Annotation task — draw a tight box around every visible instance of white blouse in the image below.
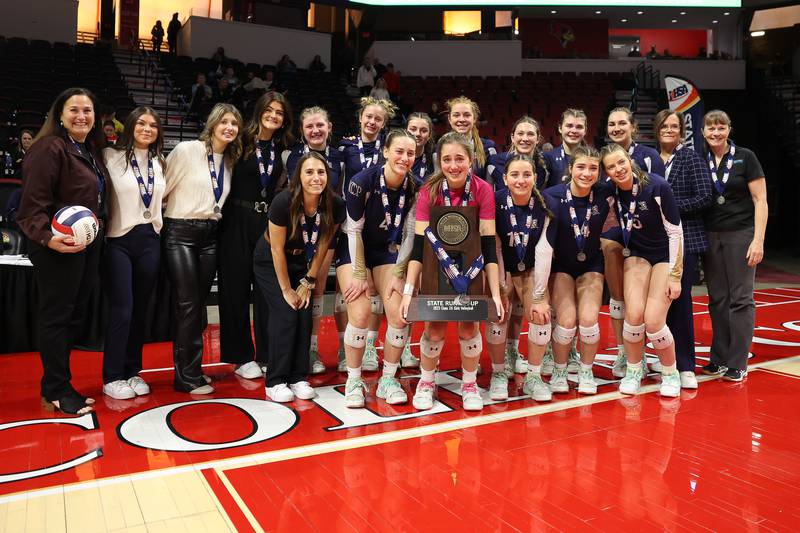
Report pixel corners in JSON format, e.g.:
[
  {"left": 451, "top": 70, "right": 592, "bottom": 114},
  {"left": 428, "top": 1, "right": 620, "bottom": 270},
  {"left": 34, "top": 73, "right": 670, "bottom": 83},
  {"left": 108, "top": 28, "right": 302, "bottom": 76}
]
[
  {"left": 163, "top": 140, "right": 232, "bottom": 220},
  {"left": 103, "top": 147, "right": 167, "bottom": 238}
]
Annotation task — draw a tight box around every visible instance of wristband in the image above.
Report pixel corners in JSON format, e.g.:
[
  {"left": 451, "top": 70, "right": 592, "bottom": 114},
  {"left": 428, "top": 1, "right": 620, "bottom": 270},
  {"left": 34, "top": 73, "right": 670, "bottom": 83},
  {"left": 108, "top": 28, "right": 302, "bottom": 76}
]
[
  {"left": 300, "top": 276, "right": 316, "bottom": 290},
  {"left": 403, "top": 283, "right": 415, "bottom": 296}
]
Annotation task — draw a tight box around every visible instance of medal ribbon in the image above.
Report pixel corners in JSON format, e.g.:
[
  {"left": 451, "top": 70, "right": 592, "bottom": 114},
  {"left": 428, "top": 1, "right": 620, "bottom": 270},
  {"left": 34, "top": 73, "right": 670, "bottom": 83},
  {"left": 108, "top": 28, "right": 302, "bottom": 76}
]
[
  {"left": 379, "top": 168, "right": 408, "bottom": 246},
  {"left": 254, "top": 139, "right": 275, "bottom": 192},
  {"left": 442, "top": 174, "right": 472, "bottom": 207},
  {"left": 130, "top": 154, "right": 154, "bottom": 209},
  {"left": 707, "top": 143, "right": 736, "bottom": 195},
  {"left": 301, "top": 210, "right": 321, "bottom": 263},
  {"left": 68, "top": 135, "right": 105, "bottom": 201},
  {"left": 357, "top": 135, "right": 381, "bottom": 170},
  {"left": 566, "top": 187, "right": 594, "bottom": 256},
  {"left": 207, "top": 151, "right": 225, "bottom": 203},
  {"left": 505, "top": 191, "right": 535, "bottom": 267},
  {"left": 615, "top": 177, "right": 639, "bottom": 252},
  {"left": 424, "top": 227, "right": 484, "bottom": 295},
  {"left": 663, "top": 143, "right": 684, "bottom": 180}
]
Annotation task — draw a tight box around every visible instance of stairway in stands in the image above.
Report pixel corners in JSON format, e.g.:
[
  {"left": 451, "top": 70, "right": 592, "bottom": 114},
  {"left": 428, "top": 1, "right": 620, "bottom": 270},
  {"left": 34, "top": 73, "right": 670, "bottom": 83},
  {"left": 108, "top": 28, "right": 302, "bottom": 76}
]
[
  {"left": 613, "top": 88, "right": 660, "bottom": 147},
  {"left": 111, "top": 48, "right": 198, "bottom": 151}
]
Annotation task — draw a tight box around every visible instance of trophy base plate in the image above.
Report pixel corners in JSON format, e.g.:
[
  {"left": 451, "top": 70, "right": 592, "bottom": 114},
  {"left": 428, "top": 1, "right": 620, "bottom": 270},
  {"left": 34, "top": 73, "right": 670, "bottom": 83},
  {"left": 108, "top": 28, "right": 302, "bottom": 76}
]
[{"left": 406, "top": 296, "right": 500, "bottom": 323}]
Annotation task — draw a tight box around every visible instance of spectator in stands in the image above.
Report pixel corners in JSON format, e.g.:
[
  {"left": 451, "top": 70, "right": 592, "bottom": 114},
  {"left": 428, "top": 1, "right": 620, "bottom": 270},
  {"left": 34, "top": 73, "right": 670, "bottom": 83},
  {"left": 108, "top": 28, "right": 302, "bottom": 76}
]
[
  {"left": 627, "top": 47, "right": 641, "bottom": 58},
  {"left": 222, "top": 66, "right": 239, "bottom": 89},
  {"left": 162, "top": 103, "right": 242, "bottom": 394},
  {"left": 541, "top": 142, "right": 554, "bottom": 152},
  {"left": 429, "top": 101, "right": 443, "bottom": 124},
  {"left": 370, "top": 78, "right": 391, "bottom": 101},
  {"left": 383, "top": 63, "right": 400, "bottom": 101},
  {"left": 18, "top": 87, "right": 110, "bottom": 415},
  {"left": 242, "top": 71, "right": 268, "bottom": 93},
  {"left": 103, "top": 121, "right": 118, "bottom": 146},
  {"left": 215, "top": 77, "right": 235, "bottom": 104},
  {"left": 357, "top": 57, "right": 376, "bottom": 96},
  {"left": 12, "top": 129, "right": 34, "bottom": 174},
  {"left": 101, "top": 106, "right": 124, "bottom": 134},
  {"left": 373, "top": 57, "right": 387, "bottom": 80},
  {"left": 698, "top": 47, "right": 708, "bottom": 59},
  {"left": 309, "top": 55, "right": 326, "bottom": 73},
  {"left": 190, "top": 73, "right": 214, "bottom": 121},
  {"left": 647, "top": 45, "right": 658, "bottom": 59},
  {"left": 151, "top": 20, "right": 164, "bottom": 53},
  {"left": 212, "top": 47, "right": 227, "bottom": 66},
  {"left": 167, "top": 13, "right": 181, "bottom": 55},
  {"left": 662, "top": 49, "right": 673, "bottom": 59},
  {"left": 278, "top": 55, "right": 297, "bottom": 75}
]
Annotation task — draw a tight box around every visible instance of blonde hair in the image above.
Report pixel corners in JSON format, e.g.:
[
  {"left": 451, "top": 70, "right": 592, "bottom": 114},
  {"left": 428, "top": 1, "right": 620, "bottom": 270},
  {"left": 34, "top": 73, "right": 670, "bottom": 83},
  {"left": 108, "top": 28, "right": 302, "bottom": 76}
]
[
  {"left": 599, "top": 143, "right": 650, "bottom": 188},
  {"left": 358, "top": 96, "right": 397, "bottom": 123},
  {"left": 446, "top": 96, "right": 486, "bottom": 168},
  {"left": 199, "top": 103, "right": 243, "bottom": 163},
  {"left": 426, "top": 132, "right": 473, "bottom": 206},
  {"left": 299, "top": 105, "right": 332, "bottom": 146}
]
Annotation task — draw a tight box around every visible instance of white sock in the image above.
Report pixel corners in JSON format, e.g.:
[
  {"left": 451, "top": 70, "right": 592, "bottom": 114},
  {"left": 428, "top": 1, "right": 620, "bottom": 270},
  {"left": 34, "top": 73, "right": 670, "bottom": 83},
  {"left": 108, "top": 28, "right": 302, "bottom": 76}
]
[
  {"left": 528, "top": 364, "right": 541, "bottom": 375},
  {"left": 347, "top": 366, "right": 361, "bottom": 379},
  {"left": 367, "top": 330, "right": 378, "bottom": 346},
  {"left": 661, "top": 363, "right": 677, "bottom": 374},
  {"left": 383, "top": 360, "right": 399, "bottom": 378},
  {"left": 506, "top": 339, "right": 519, "bottom": 352},
  {"left": 310, "top": 335, "right": 318, "bottom": 352},
  {"left": 628, "top": 361, "right": 643, "bottom": 371},
  {"left": 555, "top": 362, "right": 567, "bottom": 369},
  {"left": 462, "top": 369, "right": 478, "bottom": 384},
  {"left": 421, "top": 367, "right": 436, "bottom": 383},
  {"left": 580, "top": 362, "right": 593, "bottom": 371},
  {"left": 492, "top": 362, "right": 505, "bottom": 373}
]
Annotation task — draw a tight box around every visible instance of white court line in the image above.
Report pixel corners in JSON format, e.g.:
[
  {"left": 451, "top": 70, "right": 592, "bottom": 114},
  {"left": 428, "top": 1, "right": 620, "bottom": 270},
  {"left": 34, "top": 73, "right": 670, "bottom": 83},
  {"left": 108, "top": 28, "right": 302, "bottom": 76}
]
[
  {"left": 3, "top": 353, "right": 800, "bottom": 506},
  {"left": 140, "top": 362, "right": 230, "bottom": 374}
]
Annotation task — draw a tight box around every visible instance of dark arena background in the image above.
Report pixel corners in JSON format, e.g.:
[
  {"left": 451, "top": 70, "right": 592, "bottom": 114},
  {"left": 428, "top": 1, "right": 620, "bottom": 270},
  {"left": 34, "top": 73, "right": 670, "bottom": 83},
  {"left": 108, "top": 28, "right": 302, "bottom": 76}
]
[{"left": 2, "top": 0, "right": 800, "bottom": 531}]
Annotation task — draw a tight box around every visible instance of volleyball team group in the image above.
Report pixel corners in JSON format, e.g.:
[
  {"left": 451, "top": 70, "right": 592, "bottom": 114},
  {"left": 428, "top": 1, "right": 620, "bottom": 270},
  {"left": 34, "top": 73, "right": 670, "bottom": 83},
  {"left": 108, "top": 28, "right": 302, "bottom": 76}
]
[{"left": 17, "top": 86, "right": 767, "bottom": 415}]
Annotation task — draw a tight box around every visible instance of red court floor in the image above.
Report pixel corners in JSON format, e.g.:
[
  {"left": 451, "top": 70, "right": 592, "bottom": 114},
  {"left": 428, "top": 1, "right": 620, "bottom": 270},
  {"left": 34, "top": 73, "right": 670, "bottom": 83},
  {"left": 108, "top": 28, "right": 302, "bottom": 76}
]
[{"left": 1, "top": 287, "right": 800, "bottom": 532}]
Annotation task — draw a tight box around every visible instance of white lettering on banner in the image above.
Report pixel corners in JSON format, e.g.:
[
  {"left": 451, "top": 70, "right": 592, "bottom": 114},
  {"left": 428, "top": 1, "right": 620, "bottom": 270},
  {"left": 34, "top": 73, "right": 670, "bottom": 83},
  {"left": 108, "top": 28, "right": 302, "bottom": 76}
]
[
  {"left": 683, "top": 114, "right": 695, "bottom": 151},
  {"left": 0, "top": 414, "right": 101, "bottom": 483},
  {"left": 117, "top": 399, "right": 297, "bottom": 452}
]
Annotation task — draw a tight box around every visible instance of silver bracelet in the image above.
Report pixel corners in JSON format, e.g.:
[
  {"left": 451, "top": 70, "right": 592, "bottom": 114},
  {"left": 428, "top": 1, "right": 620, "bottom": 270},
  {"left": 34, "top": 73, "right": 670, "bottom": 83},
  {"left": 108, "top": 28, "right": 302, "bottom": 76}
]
[{"left": 403, "top": 283, "right": 415, "bottom": 296}]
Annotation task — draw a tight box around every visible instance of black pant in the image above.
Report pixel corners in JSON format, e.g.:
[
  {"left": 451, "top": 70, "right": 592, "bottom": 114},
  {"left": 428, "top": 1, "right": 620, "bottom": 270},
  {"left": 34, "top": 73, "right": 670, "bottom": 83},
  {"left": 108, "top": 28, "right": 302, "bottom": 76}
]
[
  {"left": 217, "top": 207, "right": 269, "bottom": 365},
  {"left": 666, "top": 251, "right": 699, "bottom": 372},
  {"left": 253, "top": 238, "right": 311, "bottom": 387},
  {"left": 102, "top": 224, "right": 161, "bottom": 383},
  {"left": 162, "top": 218, "right": 218, "bottom": 392},
  {"left": 28, "top": 230, "right": 103, "bottom": 400},
  {"left": 168, "top": 39, "right": 177, "bottom": 55}
]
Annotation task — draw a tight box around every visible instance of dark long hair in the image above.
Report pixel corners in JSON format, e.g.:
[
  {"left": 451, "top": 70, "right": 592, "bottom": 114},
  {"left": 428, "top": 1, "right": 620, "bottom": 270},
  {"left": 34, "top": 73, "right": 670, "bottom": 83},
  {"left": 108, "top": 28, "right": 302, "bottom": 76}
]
[
  {"left": 34, "top": 87, "right": 106, "bottom": 158},
  {"left": 287, "top": 151, "right": 337, "bottom": 245},
  {"left": 406, "top": 112, "right": 435, "bottom": 162},
  {"left": 244, "top": 92, "right": 295, "bottom": 159},
  {"left": 510, "top": 115, "right": 548, "bottom": 183},
  {"left": 504, "top": 153, "right": 553, "bottom": 218},
  {"left": 115, "top": 106, "right": 166, "bottom": 171}
]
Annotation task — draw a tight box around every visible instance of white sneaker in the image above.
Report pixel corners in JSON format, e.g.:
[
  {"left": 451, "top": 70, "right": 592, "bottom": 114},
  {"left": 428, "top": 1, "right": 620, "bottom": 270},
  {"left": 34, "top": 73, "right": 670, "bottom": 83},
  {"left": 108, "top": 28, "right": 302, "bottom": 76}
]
[
  {"left": 260, "top": 365, "right": 267, "bottom": 374},
  {"left": 104, "top": 380, "right": 136, "bottom": 400},
  {"left": 567, "top": 344, "right": 580, "bottom": 373},
  {"left": 660, "top": 372, "right": 681, "bottom": 398},
  {"left": 266, "top": 383, "right": 295, "bottom": 402},
  {"left": 376, "top": 376, "right": 408, "bottom": 404},
  {"left": 489, "top": 372, "right": 509, "bottom": 400},
  {"left": 514, "top": 355, "right": 528, "bottom": 374},
  {"left": 309, "top": 349, "right": 326, "bottom": 374},
  {"left": 337, "top": 347, "right": 347, "bottom": 372},
  {"left": 523, "top": 372, "right": 552, "bottom": 401},
  {"left": 619, "top": 365, "right": 644, "bottom": 395},
  {"left": 577, "top": 367, "right": 597, "bottom": 395},
  {"left": 549, "top": 367, "right": 569, "bottom": 393},
  {"left": 413, "top": 379, "right": 436, "bottom": 410},
  {"left": 541, "top": 349, "right": 555, "bottom": 376},
  {"left": 461, "top": 382, "right": 484, "bottom": 411},
  {"left": 127, "top": 376, "right": 150, "bottom": 396},
  {"left": 289, "top": 381, "right": 316, "bottom": 400},
  {"left": 235, "top": 361, "right": 264, "bottom": 380},
  {"left": 189, "top": 384, "right": 215, "bottom": 395},
  {"left": 344, "top": 377, "right": 367, "bottom": 408},
  {"left": 362, "top": 344, "right": 379, "bottom": 372},
  {"left": 400, "top": 343, "right": 420, "bottom": 368},
  {"left": 680, "top": 371, "right": 698, "bottom": 389},
  {"left": 612, "top": 351, "right": 627, "bottom": 378}
]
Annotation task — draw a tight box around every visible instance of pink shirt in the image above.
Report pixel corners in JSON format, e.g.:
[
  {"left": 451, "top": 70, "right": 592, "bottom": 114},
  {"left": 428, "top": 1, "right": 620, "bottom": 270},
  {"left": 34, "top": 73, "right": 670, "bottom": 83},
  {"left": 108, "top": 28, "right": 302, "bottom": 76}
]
[{"left": 416, "top": 175, "right": 495, "bottom": 223}]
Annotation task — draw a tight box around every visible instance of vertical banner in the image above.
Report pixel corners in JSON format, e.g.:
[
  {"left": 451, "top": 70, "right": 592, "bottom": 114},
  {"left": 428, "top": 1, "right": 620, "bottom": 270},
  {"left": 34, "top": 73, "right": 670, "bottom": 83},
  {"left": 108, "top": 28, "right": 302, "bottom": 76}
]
[
  {"left": 665, "top": 75, "right": 705, "bottom": 152},
  {"left": 118, "top": 0, "right": 140, "bottom": 49}
]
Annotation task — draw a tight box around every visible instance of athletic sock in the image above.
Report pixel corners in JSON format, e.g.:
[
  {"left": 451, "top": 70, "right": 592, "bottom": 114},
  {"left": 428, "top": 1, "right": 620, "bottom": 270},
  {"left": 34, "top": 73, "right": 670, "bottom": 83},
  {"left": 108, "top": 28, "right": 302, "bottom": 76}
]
[
  {"left": 462, "top": 369, "right": 478, "bottom": 384},
  {"left": 420, "top": 367, "right": 436, "bottom": 383},
  {"left": 347, "top": 366, "right": 362, "bottom": 379},
  {"left": 492, "top": 362, "right": 505, "bottom": 373},
  {"left": 383, "top": 360, "right": 399, "bottom": 378}
]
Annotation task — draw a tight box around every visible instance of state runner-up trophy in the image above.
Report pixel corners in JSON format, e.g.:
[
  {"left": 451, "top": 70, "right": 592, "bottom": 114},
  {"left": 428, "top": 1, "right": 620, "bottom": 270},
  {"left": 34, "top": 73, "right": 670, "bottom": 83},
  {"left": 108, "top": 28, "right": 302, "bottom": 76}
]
[{"left": 407, "top": 205, "right": 500, "bottom": 322}]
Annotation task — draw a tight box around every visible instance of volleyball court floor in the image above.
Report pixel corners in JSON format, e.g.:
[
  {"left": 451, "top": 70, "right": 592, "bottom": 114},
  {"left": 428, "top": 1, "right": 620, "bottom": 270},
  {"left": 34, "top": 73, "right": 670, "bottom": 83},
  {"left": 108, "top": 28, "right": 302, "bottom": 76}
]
[{"left": 1, "top": 287, "right": 800, "bottom": 532}]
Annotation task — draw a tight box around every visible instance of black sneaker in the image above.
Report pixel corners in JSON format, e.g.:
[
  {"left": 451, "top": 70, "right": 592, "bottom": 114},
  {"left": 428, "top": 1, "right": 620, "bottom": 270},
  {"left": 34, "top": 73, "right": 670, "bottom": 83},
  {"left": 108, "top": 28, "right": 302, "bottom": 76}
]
[
  {"left": 701, "top": 363, "right": 727, "bottom": 375},
  {"left": 722, "top": 368, "right": 746, "bottom": 382}
]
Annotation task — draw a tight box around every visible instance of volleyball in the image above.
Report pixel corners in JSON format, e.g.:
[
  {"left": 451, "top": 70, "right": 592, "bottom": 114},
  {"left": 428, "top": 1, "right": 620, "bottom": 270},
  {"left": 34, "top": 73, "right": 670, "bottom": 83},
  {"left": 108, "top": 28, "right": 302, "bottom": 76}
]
[{"left": 51, "top": 206, "right": 99, "bottom": 247}]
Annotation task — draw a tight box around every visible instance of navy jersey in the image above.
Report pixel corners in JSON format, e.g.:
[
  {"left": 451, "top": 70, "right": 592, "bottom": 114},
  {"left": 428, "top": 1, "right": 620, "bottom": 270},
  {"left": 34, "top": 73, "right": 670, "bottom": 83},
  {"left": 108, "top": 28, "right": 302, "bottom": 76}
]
[
  {"left": 410, "top": 151, "right": 433, "bottom": 186},
  {"left": 543, "top": 145, "right": 570, "bottom": 188},
  {"left": 487, "top": 151, "right": 549, "bottom": 191},
  {"left": 494, "top": 189, "right": 552, "bottom": 271},
  {"left": 545, "top": 181, "right": 615, "bottom": 272},
  {"left": 614, "top": 174, "right": 683, "bottom": 274},
  {"left": 344, "top": 164, "right": 415, "bottom": 253},
  {"left": 601, "top": 143, "right": 666, "bottom": 181},
  {"left": 339, "top": 134, "right": 385, "bottom": 187},
  {"left": 285, "top": 144, "right": 344, "bottom": 194}
]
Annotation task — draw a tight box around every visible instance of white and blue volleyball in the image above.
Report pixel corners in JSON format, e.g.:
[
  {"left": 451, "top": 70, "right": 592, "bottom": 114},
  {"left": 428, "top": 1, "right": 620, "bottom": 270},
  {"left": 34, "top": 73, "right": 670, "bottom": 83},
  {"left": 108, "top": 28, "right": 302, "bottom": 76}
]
[{"left": 51, "top": 206, "right": 99, "bottom": 246}]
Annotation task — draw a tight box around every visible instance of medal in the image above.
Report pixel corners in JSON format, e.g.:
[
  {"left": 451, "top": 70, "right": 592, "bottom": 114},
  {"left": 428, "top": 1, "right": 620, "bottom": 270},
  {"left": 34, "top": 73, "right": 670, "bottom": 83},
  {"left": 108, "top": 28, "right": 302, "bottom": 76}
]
[
  {"left": 357, "top": 135, "right": 381, "bottom": 170},
  {"left": 517, "top": 262, "right": 526, "bottom": 271},
  {"left": 566, "top": 186, "right": 594, "bottom": 263},
  {"left": 214, "top": 205, "right": 221, "bottom": 214},
  {"left": 577, "top": 252, "right": 587, "bottom": 262},
  {"left": 255, "top": 139, "right": 275, "bottom": 198},
  {"left": 143, "top": 210, "right": 152, "bottom": 220},
  {"left": 261, "top": 188, "right": 267, "bottom": 199},
  {"left": 207, "top": 151, "right": 225, "bottom": 206},
  {"left": 708, "top": 143, "right": 736, "bottom": 200},
  {"left": 717, "top": 196, "right": 726, "bottom": 205},
  {"left": 622, "top": 247, "right": 631, "bottom": 257},
  {"left": 130, "top": 152, "right": 155, "bottom": 212},
  {"left": 379, "top": 167, "right": 409, "bottom": 253},
  {"left": 69, "top": 135, "right": 106, "bottom": 204},
  {"left": 388, "top": 243, "right": 399, "bottom": 254},
  {"left": 505, "top": 191, "right": 535, "bottom": 272},
  {"left": 615, "top": 177, "right": 639, "bottom": 258}
]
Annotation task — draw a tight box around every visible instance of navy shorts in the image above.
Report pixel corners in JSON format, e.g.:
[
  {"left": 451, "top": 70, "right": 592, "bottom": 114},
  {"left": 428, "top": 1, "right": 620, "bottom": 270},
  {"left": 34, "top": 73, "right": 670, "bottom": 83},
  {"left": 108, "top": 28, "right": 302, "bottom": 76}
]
[
  {"left": 334, "top": 233, "right": 398, "bottom": 270},
  {"left": 600, "top": 226, "right": 624, "bottom": 245},
  {"left": 552, "top": 251, "right": 605, "bottom": 279},
  {"left": 626, "top": 247, "right": 669, "bottom": 266}
]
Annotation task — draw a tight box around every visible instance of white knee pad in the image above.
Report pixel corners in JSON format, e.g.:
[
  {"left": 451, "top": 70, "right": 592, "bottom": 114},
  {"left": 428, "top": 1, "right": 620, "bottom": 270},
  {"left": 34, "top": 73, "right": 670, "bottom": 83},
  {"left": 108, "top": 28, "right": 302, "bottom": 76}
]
[
  {"left": 385, "top": 324, "right": 409, "bottom": 348},
  {"left": 552, "top": 324, "right": 577, "bottom": 345},
  {"left": 623, "top": 321, "right": 646, "bottom": 343},
  {"left": 579, "top": 323, "right": 600, "bottom": 345},
  {"left": 459, "top": 333, "right": 483, "bottom": 358},
  {"left": 370, "top": 295, "right": 384, "bottom": 314},
  {"left": 334, "top": 293, "right": 346, "bottom": 313},
  {"left": 647, "top": 325, "right": 674, "bottom": 349},
  {"left": 344, "top": 323, "right": 368, "bottom": 348},
  {"left": 312, "top": 296, "right": 324, "bottom": 318},
  {"left": 511, "top": 302, "right": 525, "bottom": 316},
  {"left": 420, "top": 334, "right": 444, "bottom": 359},
  {"left": 486, "top": 322, "right": 508, "bottom": 345},
  {"left": 528, "top": 322, "right": 552, "bottom": 346},
  {"left": 609, "top": 298, "right": 626, "bottom": 320}
]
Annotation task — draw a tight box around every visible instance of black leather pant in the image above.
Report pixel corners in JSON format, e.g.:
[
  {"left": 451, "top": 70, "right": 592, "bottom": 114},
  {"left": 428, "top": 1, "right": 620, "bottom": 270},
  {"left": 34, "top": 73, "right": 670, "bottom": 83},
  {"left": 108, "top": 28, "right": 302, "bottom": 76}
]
[{"left": 162, "top": 218, "right": 218, "bottom": 392}]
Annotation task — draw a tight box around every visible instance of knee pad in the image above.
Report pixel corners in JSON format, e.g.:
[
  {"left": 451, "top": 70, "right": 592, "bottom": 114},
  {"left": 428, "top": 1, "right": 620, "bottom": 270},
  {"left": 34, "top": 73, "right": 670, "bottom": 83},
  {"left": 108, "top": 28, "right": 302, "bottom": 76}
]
[
  {"left": 647, "top": 325, "right": 674, "bottom": 349},
  {"left": 334, "top": 293, "right": 346, "bottom": 313},
  {"left": 623, "top": 321, "right": 646, "bottom": 343},
  {"left": 344, "top": 323, "right": 368, "bottom": 348},
  {"left": 552, "top": 324, "right": 576, "bottom": 345},
  {"left": 511, "top": 301, "right": 525, "bottom": 316},
  {"left": 370, "top": 295, "right": 384, "bottom": 315},
  {"left": 385, "top": 324, "right": 409, "bottom": 348},
  {"left": 528, "top": 322, "right": 551, "bottom": 346},
  {"left": 459, "top": 333, "right": 483, "bottom": 358},
  {"left": 609, "top": 298, "right": 626, "bottom": 320},
  {"left": 312, "top": 296, "right": 324, "bottom": 318},
  {"left": 486, "top": 322, "right": 508, "bottom": 345},
  {"left": 420, "top": 334, "right": 444, "bottom": 359},
  {"left": 579, "top": 323, "right": 600, "bottom": 345}
]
